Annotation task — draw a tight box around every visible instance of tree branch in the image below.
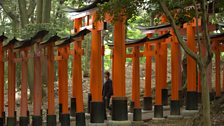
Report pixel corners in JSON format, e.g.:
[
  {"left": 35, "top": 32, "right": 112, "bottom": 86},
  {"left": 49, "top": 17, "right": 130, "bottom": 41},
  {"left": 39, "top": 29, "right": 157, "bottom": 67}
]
[
  {"left": 27, "top": 0, "right": 36, "bottom": 18},
  {"left": 201, "top": 0, "right": 213, "bottom": 66},
  {"left": 0, "top": 0, "right": 19, "bottom": 22},
  {"left": 158, "top": 0, "right": 200, "bottom": 63}
]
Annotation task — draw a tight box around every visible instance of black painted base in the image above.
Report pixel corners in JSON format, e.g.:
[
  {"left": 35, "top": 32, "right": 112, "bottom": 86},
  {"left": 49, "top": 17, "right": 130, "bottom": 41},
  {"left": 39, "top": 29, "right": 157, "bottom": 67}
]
[
  {"left": 112, "top": 97, "right": 128, "bottom": 121},
  {"left": 20, "top": 117, "right": 29, "bottom": 126},
  {"left": 59, "top": 104, "right": 62, "bottom": 122},
  {"left": 76, "top": 112, "right": 86, "bottom": 126},
  {"left": 7, "top": 117, "right": 16, "bottom": 126},
  {"left": 27, "top": 111, "right": 30, "bottom": 124},
  {"left": 90, "top": 102, "right": 104, "bottom": 123},
  {"left": 70, "top": 97, "right": 76, "bottom": 117},
  {"left": 47, "top": 115, "right": 56, "bottom": 126},
  {"left": 170, "top": 100, "right": 180, "bottom": 115},
  {"left": 154, "top": 105, "right": 163, "bottom": 118},
  {"left": 210, "top": 92, "right": 216, "bottom": 101},
  {"left": 88, "top": 93, "right": 92, "bottom": 114},
  {"left": 61, "top": 114, "right": 70, "bottom": 126},
  {"left": 32, "top": 116, "right": 42, "bottom": 126},
  {"left": 143, "top": 96, "right": 152, "bottom": 110},
  {"left": 129, "top": 101, "right": 134, "bottom": 113},
  {"left": 0, "top": 117, "right": 3, "bottom": 126},
  {"left": 133, "top": 108, "right": 142, "bottom": 121},
  {"left": 198, "top": 92, "right": 201, "bottom": 103},
  {"left": 2, "top": 111, "right": 5, "bottom": 125},
  {"left": 162, "top": 89, "right": 168, "bottom": 106},
  {"left": 179, "top": 90, "right": 184, "bottom": 107},
  {"left": 186, "top": 91, "right": 198, "bottom": 110}
]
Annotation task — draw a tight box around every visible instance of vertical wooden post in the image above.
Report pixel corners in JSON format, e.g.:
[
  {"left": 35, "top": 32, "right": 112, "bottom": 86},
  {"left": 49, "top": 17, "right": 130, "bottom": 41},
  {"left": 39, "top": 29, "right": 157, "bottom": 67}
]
[
  {"left": 73, "top": 18, "right": 86, "bottom": 126},
  {"left": 132, "top": 46, "right": 142, "bottom": 121},
  {"left": 58, "top": 49, "right": 62, "bottom": 121},
  {"left": 170, "top": 31, "right": 181, "bottom": 115},
  {"left": 7, "top": 46, "right": 16, "bottom": 125},
  {"left": 90, "top": 13, "right": 105, "bottom": 123},
  {"left": 185, "top": 24, "right": 198, "bottom": 110},
  {"left": 161, "top": 43, "right": 168, "bottom": 106},
  {"left": 111, "top": 18, "right": 129, "bottom": 121},
  {"left": 32, "top": 43, "right": 43, "bottom": 125},
  {"left": 47, "top": 44, "right": 57, "bottom": 126},
  {"left": 154, "top": 42, "right": 163, "bottom": 118},
  {"left": 0, "top": 41, "right": 4, "bottom": 124},
  {"left": 19, "top": 49, "right": 29, "bottom": 125},
  {"left": 215, "top": 50, "right": 221, "bottom": 97}
]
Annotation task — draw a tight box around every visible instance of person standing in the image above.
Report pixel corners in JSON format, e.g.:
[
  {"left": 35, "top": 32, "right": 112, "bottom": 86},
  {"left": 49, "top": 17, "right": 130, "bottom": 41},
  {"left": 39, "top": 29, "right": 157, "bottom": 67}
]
[{"left": 102, "top": 71, "right": 113, "bottom": 119}]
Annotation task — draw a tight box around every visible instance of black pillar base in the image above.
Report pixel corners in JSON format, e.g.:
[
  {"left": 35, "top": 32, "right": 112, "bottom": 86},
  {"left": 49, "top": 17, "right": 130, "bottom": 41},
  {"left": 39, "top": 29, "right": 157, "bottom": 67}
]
[
  {"left": 90, "top": 102, "right": 104, "bottom": 123},
  {"left": 162, "top": 89, "right": 168, "bottom": 106},
  {"left": 32, "top": 116, "right": 42, "bottom": 126},
  {"left": 88, "top": 93, "right": 92, "bottom": 114},
  {"left": 70, "top": 97, "right": 76, "bottom": 117},
  {"left": 76, "top": 112, "right": 86, "bottom": 126},
  {"left": 129, "top": 101, "right": 134, "bottom": 113},
  {"left": 47, "top": 115, "right": 56, "bottom": 126},
  {"left": 154, "top": 105, "right": 163, "bottom": 118},
  {"left": 19, "top": 117, "right": 29, "bottom": 126},
  {"left": 143, "top": 96, "right": 152, "bottom": 110},
  {"left": 27, "top": 111, "right": 30, "bottom": 124},
  {"left": 133, "top": 108, "right": 142, "bottom": 121},
  {"left": 0, "top": 117, "right": 3, "bottom": 126},
  {"left": 210, "top": 92, "right": 215, "bottom": 101},
  {"left": 178, "top": 90, "right": 184, "bottom": 107},
  {"left": 59, "top": 104, "right": 62, "bottom": 122},
  {"left": 186, "top": 91, "right": 198, "bottom": 110},
  {"left": 7, "top": 117, "right": 16, "bottom": 126},
  {"left": 112, "top": 97, "right": 128, "bottom": 121},
  {"left": 61, "top": 114, "right": 70, "bottom": 126},
  {"left": 2, "top": 111, "right": 5, "bottom": 125},
  {"left": 170, "top": 100, "right": 180, "bottom": 115}
]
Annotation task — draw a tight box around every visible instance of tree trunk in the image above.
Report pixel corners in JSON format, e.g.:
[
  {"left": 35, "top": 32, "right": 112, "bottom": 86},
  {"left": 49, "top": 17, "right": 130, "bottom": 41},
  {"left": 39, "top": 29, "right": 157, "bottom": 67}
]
[
  {"left": 18, "top": 0, "right": 29, "bottom": 28},
  {"left": 42, "top": 0, "right": 51, "bottom": 23},
  {"left": 37, "top": 0, "right": 43, "bottom": 23},
  {"left": 200, "top": 65, "right": 211, "bottom": 126}
]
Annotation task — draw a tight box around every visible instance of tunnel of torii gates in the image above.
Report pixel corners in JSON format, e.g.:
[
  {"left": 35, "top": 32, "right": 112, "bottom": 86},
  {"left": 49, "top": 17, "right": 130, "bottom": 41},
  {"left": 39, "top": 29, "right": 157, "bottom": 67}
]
[{"left": 0, "top": 3, "right": 224, "bottom": 126}]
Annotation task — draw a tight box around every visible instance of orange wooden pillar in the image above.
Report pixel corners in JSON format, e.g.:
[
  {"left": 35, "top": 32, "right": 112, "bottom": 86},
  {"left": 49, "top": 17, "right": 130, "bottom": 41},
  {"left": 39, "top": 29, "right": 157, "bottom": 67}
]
[
  {"left": 170, "top": 31, "right": 181, "bottom": 115},
  {"left": 154, "top": 42, "right": 163, "bottom": 118},
  {"left": 7, "top": 45, "right": 16, "bottom": 125},
  {"left": 0, "top": 35, "right": 6, "bottom": 125},
  {"left": 46, "top": 43, "right": 57, "bottom": 126},
  {"left": 143, "top": 43, "right": 152, "bottom": 111},
  {"left": 215, "top": 49, "right": 221, "bottom": 97},
  {"left": 89, "top": 13, "right": 105, "bottom": 123},
  {"left": 185, "top": 23, "right": 198, "bottom": 110},
  {"left": 20, "top": 49, "right": 29, "bottom": 125},
  {"left": 131, "top": 46, "right": 142, "bottom": 121},
  {"left": 32, "top": 43, "right": 43, "bottom": 125},
  {"left": 161, "top": 43, "right": 168, "bottom": 106},
  {"left": 58, "top": 46, "right": 70, "bottom": 126},
  {"left": 111, "top": 18, "right": 128, "bottom": 121},
  {"left": 73, "top": 18, "right": 86, "bottom": 126}
]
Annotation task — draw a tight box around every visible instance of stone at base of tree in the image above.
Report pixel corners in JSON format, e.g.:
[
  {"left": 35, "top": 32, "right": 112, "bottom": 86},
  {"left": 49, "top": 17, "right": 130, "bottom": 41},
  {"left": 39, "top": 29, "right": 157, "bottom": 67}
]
[
  {"left": 32, "top": 115, "right": 42, "bottom": 126},
  {"left": 129, "top": 101, "right": 134, "bottom": 113},
  {"left": 70, "top": 97, "right": 76, "bottom": 117},
  {"left": 186, "top": 91, "right": 198, "bottom": 110},
  {"left": 112, "top": 97, "right": 128, "bottom": 121},
  {"left": 76, "top": 112, "right": 86, "bottom": 126},
  {"left": 143, "top": 96, "right": 152, "bottom": 110},
  {"left": 108, "top": 120, "right": 131, "bottom": 126},
  {"left": 47, "top": 114, "right": 56, "bottom": 126},
  {"left": 170, "top": 100, "right": 180, "bottom": 115},
  {"left": 61, "top": 114, "right": 70, "bottom": 126},
  {"left": 154, "top": 105, "right": 163, "bottom": 118},
  {"left": 181, "top": 110, "right": 199, "bottom": 117},
  {"left": 7, "top": 117, "right": 16, "bottom": 126},
  {"left": 167, "top": 115, "right": 183, "bottom": 119},
  {"left": 133, "top": 108, "right": 142, "bottom": 121},
  {"left": 90, "top": 101, "right": 104, "bottom": 123},
  {"left": 131, "top": 121, "right": 144, "bottom": 126},
  {"left": 20, "top": 116, "right": 29, "bottom": 126},
  {"left": 162, "top": 89, "right": 168, "bottom": 106}
]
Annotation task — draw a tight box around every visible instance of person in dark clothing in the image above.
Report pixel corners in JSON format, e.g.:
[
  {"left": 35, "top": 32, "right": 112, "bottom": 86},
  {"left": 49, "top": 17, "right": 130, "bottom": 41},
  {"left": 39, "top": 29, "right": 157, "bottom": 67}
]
[{"left": 102, "top": 71, "right": 113, "bottom": 119}]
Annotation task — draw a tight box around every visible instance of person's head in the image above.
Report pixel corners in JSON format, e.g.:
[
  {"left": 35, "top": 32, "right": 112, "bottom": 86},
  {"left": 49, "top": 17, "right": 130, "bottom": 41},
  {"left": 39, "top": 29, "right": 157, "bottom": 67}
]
[{"left": 104, "top": 71, "right": 110, "bottom": 80}]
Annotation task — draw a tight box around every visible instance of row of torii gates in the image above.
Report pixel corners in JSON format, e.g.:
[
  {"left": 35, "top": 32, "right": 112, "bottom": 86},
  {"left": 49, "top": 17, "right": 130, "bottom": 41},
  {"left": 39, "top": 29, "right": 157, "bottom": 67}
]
[{"left": 0, "top": 2, "right": 224, "bottom": 126}]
